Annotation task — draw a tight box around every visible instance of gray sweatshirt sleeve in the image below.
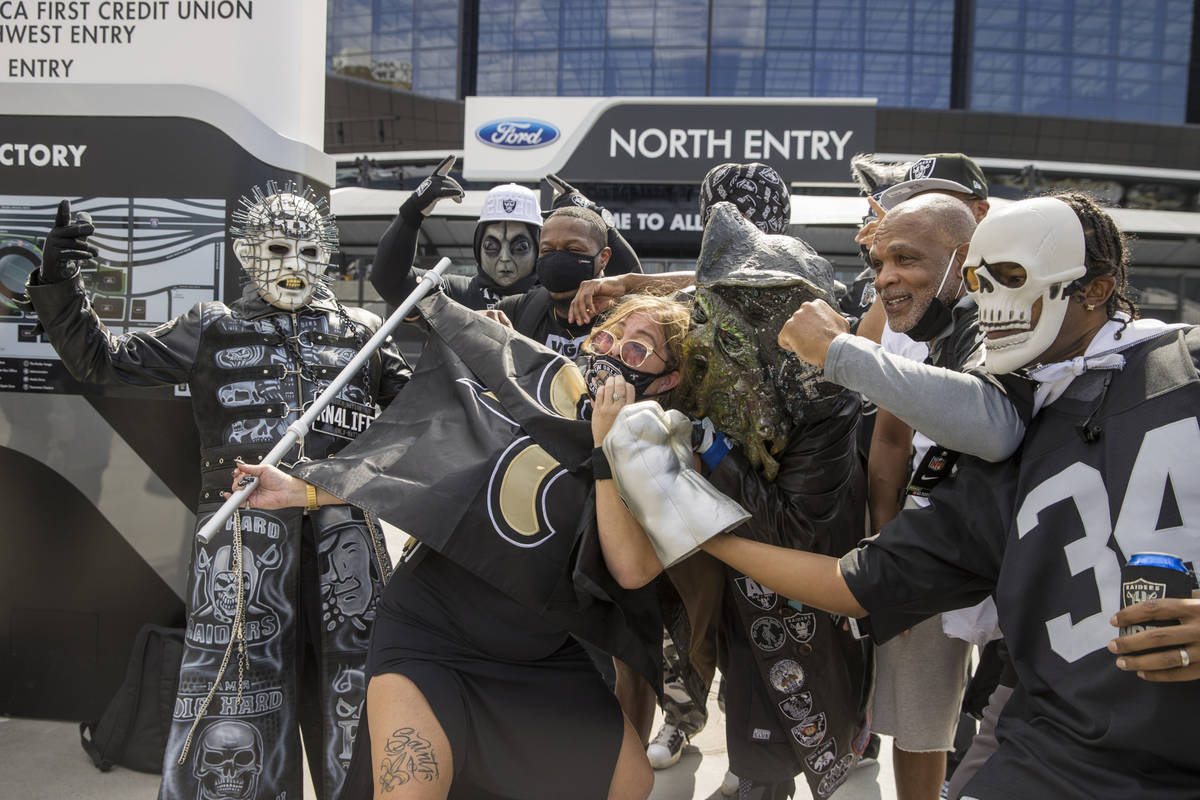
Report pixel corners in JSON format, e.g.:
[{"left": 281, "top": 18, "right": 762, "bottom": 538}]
[{"left": 823, "top": 333, "right": 1024, "bottom": 461}]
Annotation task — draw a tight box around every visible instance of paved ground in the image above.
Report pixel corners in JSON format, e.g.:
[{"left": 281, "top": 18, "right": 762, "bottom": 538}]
[
  {"left": 0, "top": 683, "right": 896, "bottom": 800},
  {"left": 0, "top": 524, "right": 897, "bottom": 799}
]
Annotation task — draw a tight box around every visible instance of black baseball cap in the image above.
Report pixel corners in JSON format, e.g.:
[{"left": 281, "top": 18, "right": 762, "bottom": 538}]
[{"left": 877, "top": 153, "right": 988, "bottom": 210}]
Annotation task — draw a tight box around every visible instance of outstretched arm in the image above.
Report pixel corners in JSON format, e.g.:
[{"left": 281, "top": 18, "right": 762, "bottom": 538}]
[
  {"left": 569, "top": 271, "right": 695, "bottom": 325},
  {"left": 701, "top": 534, "right": 867, "bottom": 618},
  {"left": 780, "top": 299, "right": 1026, "bottom": 462},
  {"left": 371, "top": 155, "right": 463, "bottom": 305},
  {"left": 227, "top": 462, "right": 345, "bottom": 510}
]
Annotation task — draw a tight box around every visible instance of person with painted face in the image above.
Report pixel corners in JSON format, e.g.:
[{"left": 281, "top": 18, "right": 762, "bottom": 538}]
[
  {"left": 677, "top": 193, "right": 1200, "bottom": 800},
  {"left": 371, "top": 156, "right": 541, "bottom": 311},
  {"left": 25, "top": 185, "right": 412, "bottom": 800}
]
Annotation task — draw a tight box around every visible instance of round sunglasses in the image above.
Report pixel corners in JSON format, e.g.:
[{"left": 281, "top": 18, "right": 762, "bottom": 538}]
[{"left": 585, "top": 328, "right": 659, "bottom": 370}]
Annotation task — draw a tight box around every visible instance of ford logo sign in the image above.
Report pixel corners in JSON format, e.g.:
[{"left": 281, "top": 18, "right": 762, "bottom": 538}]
[{"left": 476, "top": 119, "right": 560, "bottom": 149}]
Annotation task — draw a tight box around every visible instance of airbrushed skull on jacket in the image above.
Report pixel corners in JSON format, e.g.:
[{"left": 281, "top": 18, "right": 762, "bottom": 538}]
[
  {"left": 231, "top": 181, "right": 340, "bottom": 311},
  {"left": 962, "top": 197, "right": 1088, "bottom": 374}
]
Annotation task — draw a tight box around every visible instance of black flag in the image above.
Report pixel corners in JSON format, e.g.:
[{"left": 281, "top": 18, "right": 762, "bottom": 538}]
[{"left": 292, "top": 292, "right": 660, "bottom": 686}]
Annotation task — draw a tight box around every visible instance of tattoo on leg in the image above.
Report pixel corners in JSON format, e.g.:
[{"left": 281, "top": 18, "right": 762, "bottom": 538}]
[{"left": 378, "top": 727, "right": 440, "bottom": 792}]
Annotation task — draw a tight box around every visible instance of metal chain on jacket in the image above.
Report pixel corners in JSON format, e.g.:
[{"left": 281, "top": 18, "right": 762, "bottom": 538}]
[
  {"left": 176, "top": 507, "right": 249, "bottom": 764},
  {"left": 330, "top": 297, "right": 376, "bottom": 408},
  {"left": 267, "top": 315, "right": 318, "bottom": 384}
]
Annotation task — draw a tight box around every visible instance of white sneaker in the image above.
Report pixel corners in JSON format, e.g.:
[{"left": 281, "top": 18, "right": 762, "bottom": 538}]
[
  {"left": 646, "top": 722, "right": 687, "bottom": 769},
  {"left": 720, "top": 770, "right": 739, "bottom": 797}
]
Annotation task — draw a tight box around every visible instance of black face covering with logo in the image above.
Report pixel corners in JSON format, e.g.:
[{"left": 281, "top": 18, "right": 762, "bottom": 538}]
[
  {"left": 583, "top": 354, "right": 660, "bottom": 399},
  {"left": 536, "top": 250, "right": 597, "bottom": 293}
]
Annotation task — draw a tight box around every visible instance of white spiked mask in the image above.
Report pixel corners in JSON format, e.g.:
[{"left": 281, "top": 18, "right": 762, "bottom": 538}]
[
  {"left": 963, "top": 197, "right": 1087, "bottom": 374},
  {"left": 231, "top": 181, "right": 338, "bottom": 310}
]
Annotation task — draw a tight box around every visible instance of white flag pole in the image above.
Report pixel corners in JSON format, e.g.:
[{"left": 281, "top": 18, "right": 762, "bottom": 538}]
[{"left": 196, "top": 257, "right": 451, "bottom": 543}]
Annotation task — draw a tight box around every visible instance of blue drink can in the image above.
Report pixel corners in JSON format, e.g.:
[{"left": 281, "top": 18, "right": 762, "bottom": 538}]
[{"left": 1120, "top": 552, "right": 1193, "bottom": 638}]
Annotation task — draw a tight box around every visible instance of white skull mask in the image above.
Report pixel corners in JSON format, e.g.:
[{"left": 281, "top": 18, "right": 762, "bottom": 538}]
[
  {"left": 963, "top": 197, "right": 1087, "bottom": 374},
  {"left": 193, "top": 720, "right": 263, "bottom": 800},
  {"left": 232, "top": 181, "right": 338, "bottom": 310}
]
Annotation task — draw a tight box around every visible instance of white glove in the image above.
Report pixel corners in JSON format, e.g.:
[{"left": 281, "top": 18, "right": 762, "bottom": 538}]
[{"left": 603, "top": 402, "right": 750, "bottom": 568}]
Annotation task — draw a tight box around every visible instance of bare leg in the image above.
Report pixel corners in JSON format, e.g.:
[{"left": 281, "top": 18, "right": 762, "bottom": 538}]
[
  {"left": 606, "top": 714, "right": 655, "bottom": 800},
  {"left": 892, "top": 745, "right": 946, "bottom": 800},
  {"left": 613, "top": 658, "right": 657, "bottom": 746},
  {"left": 368, "top": 674, "right": 453, "bottom": 800}
]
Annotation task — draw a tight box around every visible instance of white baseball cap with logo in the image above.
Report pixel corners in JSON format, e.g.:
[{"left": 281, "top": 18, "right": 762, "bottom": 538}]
[{"left": 478, "top": 183, "right": 543, "bottom": 228}]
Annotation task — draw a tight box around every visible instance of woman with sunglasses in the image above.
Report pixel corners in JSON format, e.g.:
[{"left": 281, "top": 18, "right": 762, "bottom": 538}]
[
  {"left": 224, "top": 291, "right": 693, "bottom": 800},
  {"left": 583, "top": 293, "right": 691, "bottom": 586}
]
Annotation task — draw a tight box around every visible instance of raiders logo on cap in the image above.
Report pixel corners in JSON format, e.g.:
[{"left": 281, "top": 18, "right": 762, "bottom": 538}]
[
  {"left": 502, "top": 199, "right": 517, "bottom": 213},
  {"left": 909, "top": 157, "right": 936, "bottom": 180}
]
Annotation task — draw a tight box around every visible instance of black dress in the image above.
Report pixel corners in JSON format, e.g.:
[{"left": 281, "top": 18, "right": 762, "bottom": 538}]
[{"left": 353, "top": 543, "right": 624, "bottom": 800}]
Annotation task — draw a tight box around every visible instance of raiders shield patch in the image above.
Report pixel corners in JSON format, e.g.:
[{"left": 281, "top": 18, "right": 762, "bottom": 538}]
[
  {"left": 791, "top": 712, "right": 827, "bottom": 748},
  {"left": 768, "top": 659, "right": 806, "bottom": 695},
  {"left": 804, "top": 738, "right": 837, "bottom": 773},
  {"left": 502, "top": 199, "right": 517, "bottom": 213},
  {"left": 910, "top": 157, "right": 936, "bottom": 180},
  {"left": 751, "top": 616, "right": 787, "bottom": 652},
  {"left": 735, "top": 575, "right": 779, "bottom": 611},
  {"left": 784, "top": 611, "right": 816, "bottom": 643},
  {"left": 817, "top": 754, "right": 855, "bottom": 798},
  {"left": 777, "top": 691, "right": 814, "bottom": 721},
  {"left": 1123, "top": 578, "right": 1167, "bottom": 607}
]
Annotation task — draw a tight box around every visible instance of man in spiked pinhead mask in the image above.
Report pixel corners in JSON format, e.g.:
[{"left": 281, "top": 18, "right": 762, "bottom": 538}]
[
  {"left": 233, "top": 180, "right": 340, "bottom": 310},
  {"left": 26, "top": 183, "right": 413, "bottom": 800}
]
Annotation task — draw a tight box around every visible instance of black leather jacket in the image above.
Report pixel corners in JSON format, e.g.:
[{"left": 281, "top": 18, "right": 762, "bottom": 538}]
[{"left": 27, "top": 276, "right": 412, "bottom": 505}]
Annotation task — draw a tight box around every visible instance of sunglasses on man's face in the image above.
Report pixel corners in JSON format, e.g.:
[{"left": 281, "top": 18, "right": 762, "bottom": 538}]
[{"left": 586, "top": 328, "right": 658, "bottom": 370}]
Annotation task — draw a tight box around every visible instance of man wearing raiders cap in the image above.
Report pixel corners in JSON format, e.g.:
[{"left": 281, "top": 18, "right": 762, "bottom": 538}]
[
  {"left": 854, "top": 152, "right": 998, "bottom": 800},
  {"left": 878, "top": 152, "right": 990, "bottom": 222}
]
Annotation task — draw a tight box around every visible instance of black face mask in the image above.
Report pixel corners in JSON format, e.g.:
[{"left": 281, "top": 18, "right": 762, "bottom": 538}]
[
  {"left": 903, "top": 248, "right": 961, "bottom": 343},
  {"left": 583, "top": 354, "right": 661, "bottom": 399},
  {"left": 537, "top": 249, "right": 597, "bottom": 293},
  {"left": 904, "top": 297, "right": 953, "bottom": 342}
]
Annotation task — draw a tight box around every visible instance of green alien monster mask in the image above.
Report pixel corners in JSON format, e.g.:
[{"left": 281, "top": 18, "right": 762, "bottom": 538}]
[{"left": 675, "top": 202, "right": 841, "bottom": 480}]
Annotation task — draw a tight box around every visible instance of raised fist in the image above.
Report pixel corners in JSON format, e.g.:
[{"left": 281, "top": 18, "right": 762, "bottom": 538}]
[
  {"left": 400, "top": 154, "right": 464, "bottom": 223},
  {"left": 39, "top": 199, "right": 97, "bottom": 283}
]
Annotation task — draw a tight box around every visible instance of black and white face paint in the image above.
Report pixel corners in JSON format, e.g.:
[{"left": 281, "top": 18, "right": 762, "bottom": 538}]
[{"left": 479, "top": 222, "right": 536, "bottom": 287}]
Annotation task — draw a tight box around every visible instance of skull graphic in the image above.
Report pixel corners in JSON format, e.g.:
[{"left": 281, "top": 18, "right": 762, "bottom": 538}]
[
  {"left": 206, "top": 545, "right": 258, "bottom": 624},
  {"left": 192, "top": 720, "right": 263, "bottom": 800}
]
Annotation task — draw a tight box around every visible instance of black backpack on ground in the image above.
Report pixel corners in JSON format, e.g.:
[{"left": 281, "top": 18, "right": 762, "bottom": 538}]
[{"left": 79, "top": 623, "right": 184, "bottom": 773}]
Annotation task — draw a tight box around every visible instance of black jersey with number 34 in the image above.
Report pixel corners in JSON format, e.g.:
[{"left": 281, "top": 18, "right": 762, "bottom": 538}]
[{"left": 842, "top": 327, "right": 1200, "bottom": 800}]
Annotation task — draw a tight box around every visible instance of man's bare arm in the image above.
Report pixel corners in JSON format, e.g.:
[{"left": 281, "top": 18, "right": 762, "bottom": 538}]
[{"left": 702, "top": 534, "right": 867, "bottom": 618}]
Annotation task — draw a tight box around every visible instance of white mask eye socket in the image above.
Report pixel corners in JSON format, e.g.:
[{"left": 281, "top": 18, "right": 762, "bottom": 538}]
[
  {"left": 267, "top": 242, "right": 291, "bottom": 256},
  {"left": 299, "top": 245, "right": 320, "bottom": 260}
]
